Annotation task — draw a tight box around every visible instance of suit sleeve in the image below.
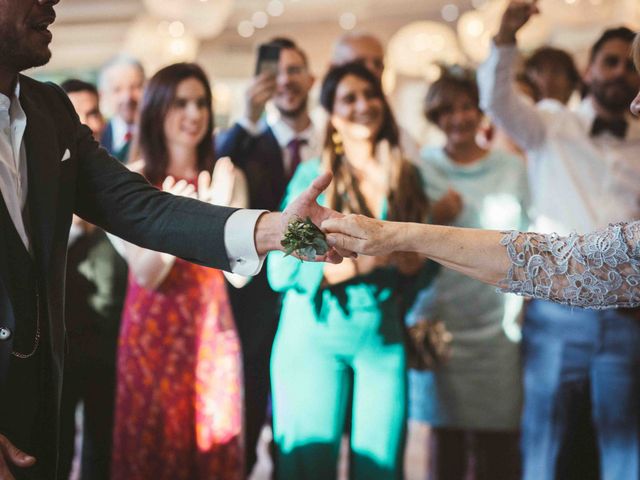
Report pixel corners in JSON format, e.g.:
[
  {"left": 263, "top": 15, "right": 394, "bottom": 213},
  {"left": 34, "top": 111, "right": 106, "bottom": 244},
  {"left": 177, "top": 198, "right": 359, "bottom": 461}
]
[
  {"left": 215, "top": 122, "right": 258, "bottom": 166},
  {"left": 71, "top": 114, "right": 238, "bottom": 272}
]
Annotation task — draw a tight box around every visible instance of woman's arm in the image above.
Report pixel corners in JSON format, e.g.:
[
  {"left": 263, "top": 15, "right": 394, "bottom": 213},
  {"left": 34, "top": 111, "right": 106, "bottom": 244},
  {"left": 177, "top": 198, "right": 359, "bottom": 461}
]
[
  {"left": 322, "top": 216, "right": 640, "bottom": 309},
  {"left": 323, "top": 217, "right": 508, "bottom": 285}
]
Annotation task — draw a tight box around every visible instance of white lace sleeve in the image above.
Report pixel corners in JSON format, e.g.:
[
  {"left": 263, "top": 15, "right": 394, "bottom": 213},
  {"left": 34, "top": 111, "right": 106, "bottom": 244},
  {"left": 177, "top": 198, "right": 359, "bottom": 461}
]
[{"left": 498, "top": 222, "right": 640, "bottom": 309}]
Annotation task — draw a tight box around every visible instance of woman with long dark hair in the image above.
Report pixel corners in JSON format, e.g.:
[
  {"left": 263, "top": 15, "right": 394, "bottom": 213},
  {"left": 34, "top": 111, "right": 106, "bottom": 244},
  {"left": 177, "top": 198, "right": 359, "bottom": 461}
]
[
  {"left": 267, "top": 62, "right": 436, "bottom": 480},
  {"left": 111, "top": 63, "right": 246, "bottom": 480}
]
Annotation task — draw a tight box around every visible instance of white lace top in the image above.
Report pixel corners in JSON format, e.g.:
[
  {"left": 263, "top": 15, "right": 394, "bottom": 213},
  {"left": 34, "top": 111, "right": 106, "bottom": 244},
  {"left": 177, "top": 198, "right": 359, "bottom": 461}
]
[{"left": 499, "top": 222, "right": 640, "bottom": 309}]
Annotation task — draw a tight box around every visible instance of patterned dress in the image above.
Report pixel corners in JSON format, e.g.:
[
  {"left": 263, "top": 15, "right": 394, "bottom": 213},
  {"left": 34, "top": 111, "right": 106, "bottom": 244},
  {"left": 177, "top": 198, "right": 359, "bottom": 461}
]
[{"left": 112, "top": 233, "right": 243, "bottom": 479}]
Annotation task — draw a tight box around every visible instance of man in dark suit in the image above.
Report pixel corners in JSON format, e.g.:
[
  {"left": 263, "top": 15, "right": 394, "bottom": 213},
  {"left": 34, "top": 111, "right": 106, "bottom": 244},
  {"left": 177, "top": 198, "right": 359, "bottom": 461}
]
[
  {"left": 0, "top": 3, "right": 342, "bottom": 478},
  {"left": 98, "top": 56, "right": 145, "bottom": 162},
  {"left": 216, "top": 37, "right": 320, "bottom": 474}
]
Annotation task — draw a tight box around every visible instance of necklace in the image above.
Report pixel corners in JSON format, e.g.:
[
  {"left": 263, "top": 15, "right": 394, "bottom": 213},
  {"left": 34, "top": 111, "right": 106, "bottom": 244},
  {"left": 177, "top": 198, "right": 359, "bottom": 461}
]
[{"left": 11, "top": 280, "right": 41, "bottom": 359}]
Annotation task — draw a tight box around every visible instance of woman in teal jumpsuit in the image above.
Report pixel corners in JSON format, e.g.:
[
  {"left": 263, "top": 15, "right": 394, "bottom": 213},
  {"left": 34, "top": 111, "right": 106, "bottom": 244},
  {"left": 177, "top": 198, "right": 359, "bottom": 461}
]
[{"left": 267, "top": 62, "right": 436, "bottom": 480}]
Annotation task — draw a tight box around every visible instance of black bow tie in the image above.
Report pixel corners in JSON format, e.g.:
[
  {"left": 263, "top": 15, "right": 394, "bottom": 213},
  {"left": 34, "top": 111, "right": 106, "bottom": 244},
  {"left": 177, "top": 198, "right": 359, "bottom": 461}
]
[{"left": 590, "top": 116, "right": 628, "bottom": 139}]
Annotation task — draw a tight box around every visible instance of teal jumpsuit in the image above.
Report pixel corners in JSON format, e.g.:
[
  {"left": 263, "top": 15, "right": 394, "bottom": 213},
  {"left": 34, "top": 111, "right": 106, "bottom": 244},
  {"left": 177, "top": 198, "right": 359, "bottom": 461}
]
[{"left": 267, "top": 159, "right": 437, "bottom": 480}]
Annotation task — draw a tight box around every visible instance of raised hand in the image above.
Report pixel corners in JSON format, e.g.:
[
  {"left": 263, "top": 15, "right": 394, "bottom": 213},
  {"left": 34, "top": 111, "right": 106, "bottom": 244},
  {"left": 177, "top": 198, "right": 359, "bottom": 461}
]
[
  {"left": 495, "top": 0, "right": 540, "bottom": 45},
  {"left": 0, "top": 433, "right": 36, "bottom": 480},
  {"left": 245, "top": 72, "right": 277, "bottom": 124}
]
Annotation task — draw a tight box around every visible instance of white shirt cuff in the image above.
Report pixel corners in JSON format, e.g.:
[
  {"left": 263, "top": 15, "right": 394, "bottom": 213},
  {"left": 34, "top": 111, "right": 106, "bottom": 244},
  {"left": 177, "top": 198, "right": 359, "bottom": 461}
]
[
  {"left": 236, "top": 117, "right": 263, "bottom": 137},
  {"left": 224, "top": 209, "right": 269, "bottom": 276}
]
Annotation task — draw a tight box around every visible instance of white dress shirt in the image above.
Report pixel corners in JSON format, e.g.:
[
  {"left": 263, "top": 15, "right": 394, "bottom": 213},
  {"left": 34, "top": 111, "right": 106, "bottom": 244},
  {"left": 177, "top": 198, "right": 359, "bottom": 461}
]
[
  {"left": 0, "top": 81, "right": 29, "bottom": 250},
  {"left": 478, "top": 42, "right": 640, "bottom": 235},
  {"left": 0, "top": 81, "right": 265, "bottom": 276},
  {"left": 110, "top": 115, "right": 132, "bottom": 154}
]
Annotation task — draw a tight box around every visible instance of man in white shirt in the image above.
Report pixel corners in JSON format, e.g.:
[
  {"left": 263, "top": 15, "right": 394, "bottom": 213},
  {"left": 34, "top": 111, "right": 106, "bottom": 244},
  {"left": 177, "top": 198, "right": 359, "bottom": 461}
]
[
  {"left": 98, "top": 56, "right": 145, "bottom": 162},
  {"left": 478, "top": 2, "right": 640, "bottom": 479},
  {"left": 216, "top": 37, "right": 321, "bottom": 474},
  {"left": 0, "top": 3, "right": 344, "bottom": 479}
]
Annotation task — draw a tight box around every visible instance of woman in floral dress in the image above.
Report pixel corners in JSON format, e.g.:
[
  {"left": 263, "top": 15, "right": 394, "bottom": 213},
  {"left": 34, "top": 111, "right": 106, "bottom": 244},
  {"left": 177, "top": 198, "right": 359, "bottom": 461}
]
[{"left": 111, "top": 63, "right": 245, "bottom": 480}]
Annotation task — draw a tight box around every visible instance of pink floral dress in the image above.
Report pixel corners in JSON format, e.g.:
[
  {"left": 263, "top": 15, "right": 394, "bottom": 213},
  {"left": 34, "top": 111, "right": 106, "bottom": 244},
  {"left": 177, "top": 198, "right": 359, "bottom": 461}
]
[{"left": 111, "top": 193, "right": 243, "bottom": 479}]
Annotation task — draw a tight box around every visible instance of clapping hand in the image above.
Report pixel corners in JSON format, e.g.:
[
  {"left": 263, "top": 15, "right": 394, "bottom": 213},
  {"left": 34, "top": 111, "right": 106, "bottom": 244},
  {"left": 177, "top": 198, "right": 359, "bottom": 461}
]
[
  {"left": 0, "top": 434, "right": 35, "bottom": 480},
  {"left": 161, "top": 176, "right": 198, "bottom": 198},
  {"left": 197, "top": 157, "right": 248, "bottom": 208}
]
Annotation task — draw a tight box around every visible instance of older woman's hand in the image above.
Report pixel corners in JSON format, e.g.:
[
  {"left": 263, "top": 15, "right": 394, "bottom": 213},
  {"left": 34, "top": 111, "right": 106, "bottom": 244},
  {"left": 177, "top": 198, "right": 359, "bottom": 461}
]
[{"left": 322, "top": 214, "right": 402, "bottom": 256}]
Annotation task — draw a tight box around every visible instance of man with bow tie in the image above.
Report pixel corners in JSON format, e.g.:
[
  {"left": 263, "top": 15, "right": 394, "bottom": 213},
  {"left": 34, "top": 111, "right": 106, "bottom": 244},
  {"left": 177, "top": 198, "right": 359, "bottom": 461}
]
[
  {"left": 477, "top": 2, "right": 640, "bottom": 480},
  {"left": 0, "top": 1, "right": 345, "bottom": 479}
]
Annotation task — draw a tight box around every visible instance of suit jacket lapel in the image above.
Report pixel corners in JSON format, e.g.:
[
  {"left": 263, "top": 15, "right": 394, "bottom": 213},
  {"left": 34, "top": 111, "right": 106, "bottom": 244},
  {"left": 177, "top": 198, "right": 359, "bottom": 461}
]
[
  {"left": 19, "top": 80, "right": 61, "bottom": 272},
  {"left": 0, "top": 194, "right": 12, "bottom": 290}
]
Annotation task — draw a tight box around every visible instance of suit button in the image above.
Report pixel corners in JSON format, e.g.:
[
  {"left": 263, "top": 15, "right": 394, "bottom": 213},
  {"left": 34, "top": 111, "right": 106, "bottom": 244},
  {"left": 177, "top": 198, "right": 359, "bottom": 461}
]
[{"left": 0, "top": 327, "right": 12, "bottom": 341}]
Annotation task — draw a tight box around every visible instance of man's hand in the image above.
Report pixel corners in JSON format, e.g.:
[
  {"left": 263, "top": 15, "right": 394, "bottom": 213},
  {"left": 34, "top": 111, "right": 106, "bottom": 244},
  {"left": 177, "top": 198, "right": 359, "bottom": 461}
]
[
  {"left": 0, "top": 434, "right": 35, "bottom": 480},
  {"left": 494, "top": 0, "right": 540, "bottom": 45},
  {"left": 254, "top": 173, "right": 351, "bottom": 263},
  {"left": 322, "top": 214, "right": 401, "bottom": 257},
  {"left": 245, "top": 72, "right": 277, "bottom": 124}
]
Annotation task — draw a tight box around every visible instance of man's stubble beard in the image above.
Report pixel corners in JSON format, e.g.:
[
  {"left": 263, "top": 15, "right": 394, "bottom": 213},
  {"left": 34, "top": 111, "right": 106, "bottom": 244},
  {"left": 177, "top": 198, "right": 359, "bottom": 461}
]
[
  {"left": 590, "top": 78, "right": 638, "bottom": 114},
  {"left": 276, "top": 92, "right": 309, "bottom": 120},
  {"left": 0, "top": 24, "right": 51, "bottom": 73}
]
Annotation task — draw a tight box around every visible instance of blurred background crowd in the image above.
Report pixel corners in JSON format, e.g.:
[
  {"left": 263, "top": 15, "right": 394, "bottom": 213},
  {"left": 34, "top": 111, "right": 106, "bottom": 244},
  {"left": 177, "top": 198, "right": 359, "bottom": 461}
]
[{"left": 37, "top": 1, "right": 640, "bottom": 479}]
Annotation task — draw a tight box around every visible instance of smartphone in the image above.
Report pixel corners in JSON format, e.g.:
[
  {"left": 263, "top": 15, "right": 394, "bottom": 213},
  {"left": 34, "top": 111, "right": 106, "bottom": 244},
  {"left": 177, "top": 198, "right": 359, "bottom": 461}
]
[{"left": 255, "top": 44, "right": 281, "bottom": 76}]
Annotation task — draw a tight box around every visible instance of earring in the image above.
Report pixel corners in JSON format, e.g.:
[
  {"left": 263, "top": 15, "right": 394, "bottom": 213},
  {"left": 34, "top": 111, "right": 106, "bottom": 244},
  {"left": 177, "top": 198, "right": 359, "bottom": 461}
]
[{"left": 332, "top": 131, "right": 344, "bottom": 155}]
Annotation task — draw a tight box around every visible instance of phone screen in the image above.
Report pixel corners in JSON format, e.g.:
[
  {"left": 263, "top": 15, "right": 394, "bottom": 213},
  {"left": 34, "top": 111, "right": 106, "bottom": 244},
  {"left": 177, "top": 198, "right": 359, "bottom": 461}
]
[{"left": 255, "top": 44, "right": 281, "bottom": 76}]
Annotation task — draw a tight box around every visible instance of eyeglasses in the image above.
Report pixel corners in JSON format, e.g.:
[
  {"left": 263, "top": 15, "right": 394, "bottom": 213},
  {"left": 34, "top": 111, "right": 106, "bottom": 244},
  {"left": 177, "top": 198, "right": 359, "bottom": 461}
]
[{"left": 279, "top": 65, "right": 307, "bottom": 77}]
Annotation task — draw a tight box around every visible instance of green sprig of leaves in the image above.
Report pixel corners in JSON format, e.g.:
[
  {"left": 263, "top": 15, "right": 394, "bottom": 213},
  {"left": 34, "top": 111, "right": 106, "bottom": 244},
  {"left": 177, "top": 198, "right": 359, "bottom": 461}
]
[{"left": 281, "top": 216, "right": 329, "bottom": 261}]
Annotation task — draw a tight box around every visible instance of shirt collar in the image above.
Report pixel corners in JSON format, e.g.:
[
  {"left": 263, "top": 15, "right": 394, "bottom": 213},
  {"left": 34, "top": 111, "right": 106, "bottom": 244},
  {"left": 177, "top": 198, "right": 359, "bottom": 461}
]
[
  {"left": 269, "top": 116, "right": 317, "bottom": 150},
  {"left": 0, "top": 80, "right": 21, "bottom": 112},
  {"left": 111, "top": 115, "right": 132, "bottom": 144}
]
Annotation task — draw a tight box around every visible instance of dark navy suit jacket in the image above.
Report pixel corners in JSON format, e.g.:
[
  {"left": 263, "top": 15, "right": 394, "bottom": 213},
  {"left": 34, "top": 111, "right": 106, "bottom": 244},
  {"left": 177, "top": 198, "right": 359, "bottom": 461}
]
[{"left": 0, "top": 75, "right": 238, "bottom": 476}]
